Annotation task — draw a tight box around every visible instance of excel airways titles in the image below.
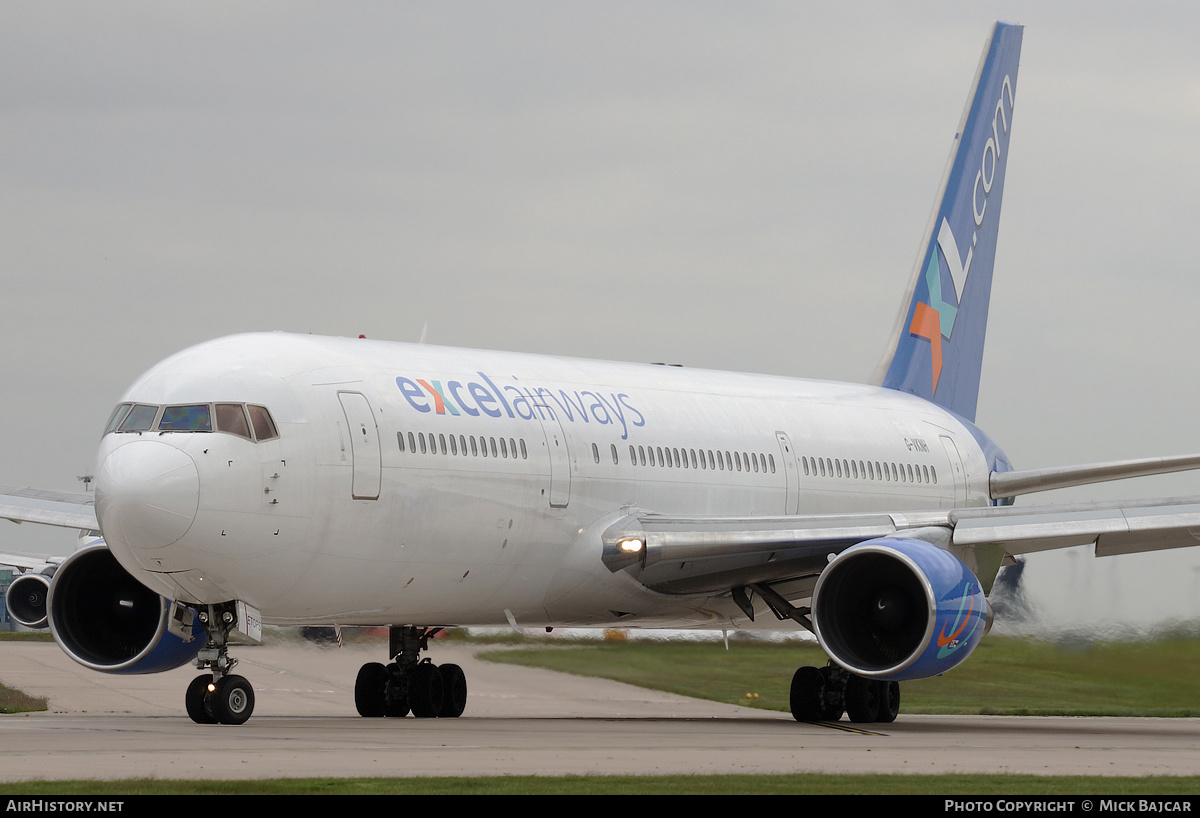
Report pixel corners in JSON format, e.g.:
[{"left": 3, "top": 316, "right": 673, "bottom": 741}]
[{"left": 395, "top": 373, "right": 646, "bottom": 440}]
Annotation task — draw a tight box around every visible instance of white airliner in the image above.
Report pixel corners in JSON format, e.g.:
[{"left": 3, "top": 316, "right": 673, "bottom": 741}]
[{"left": 5, "top": 21, "right": 1200, "bottom": 726}]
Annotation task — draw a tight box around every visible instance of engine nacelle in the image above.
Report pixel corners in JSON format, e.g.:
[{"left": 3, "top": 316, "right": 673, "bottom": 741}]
[
  {"left": 6, "top": 572, "right": 52, "bottom": 629},
  {"left": 812, "top": 537, "right": 990, "bottom": 682},
  {"left": 47, "top": 543, "right": 203, "bottom": 674}
]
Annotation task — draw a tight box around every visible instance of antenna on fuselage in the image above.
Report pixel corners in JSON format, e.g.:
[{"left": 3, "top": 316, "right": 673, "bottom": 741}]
[{"left": 418, "top": 321, "right": 429, "bottom": 345}]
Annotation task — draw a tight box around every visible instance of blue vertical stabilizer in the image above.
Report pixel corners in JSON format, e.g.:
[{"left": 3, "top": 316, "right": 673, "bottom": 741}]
[{"left": 874, "top": 22, "right": 1023, "bottom": 422}]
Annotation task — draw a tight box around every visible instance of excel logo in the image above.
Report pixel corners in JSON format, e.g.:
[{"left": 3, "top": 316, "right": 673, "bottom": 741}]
[{"left": 908, "top": 219, "right": 973, "bottom": 394}]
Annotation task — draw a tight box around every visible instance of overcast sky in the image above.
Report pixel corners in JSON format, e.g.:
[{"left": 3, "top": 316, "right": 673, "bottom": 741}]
[{"left": 3, "top": 2, "right": 1199, "bottom": 633}]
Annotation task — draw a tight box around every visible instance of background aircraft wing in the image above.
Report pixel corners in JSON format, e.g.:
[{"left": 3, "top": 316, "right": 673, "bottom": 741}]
[
  {"left": 0, "top": 485, "right": 98, "bottom": 531},
  {"left": 0, "top": 551, "right": 65, "bottom": 573}
]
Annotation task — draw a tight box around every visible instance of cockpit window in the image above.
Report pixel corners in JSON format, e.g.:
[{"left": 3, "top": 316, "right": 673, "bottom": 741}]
[
  {"left": 159, "top": 404, "right": 213, "bottom": 432},
  {"left": 118, "top": 404, "right": 160, "bottom": 432},
  {"left": 104, "top": 403, "right": 133, "bottom": 435},
  {"left": 104, "top": 401, "right": 279, "bottom": 441},
  {"left": 215, "top": 404, "right": 252, "bottom": 440},
  {"left": 247, "top": 405, "right": 278, "bottom": 441}
]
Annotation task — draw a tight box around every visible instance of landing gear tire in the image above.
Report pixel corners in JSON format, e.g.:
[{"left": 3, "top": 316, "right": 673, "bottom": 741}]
[
  {"left": 210, "top": 675, "right": 255, "bottom": 725},
  {"left": 789, "top": 666, "right": 825, "bottom": 722},
  {"left": 186, "top": 674, "right": 217, "bottom": 724},
  {"left": 408, "top": 662, "right": 444, "bottom": 718},
  {"left": 356, "top": 627, "right": 469, "bottom": 719},
  {"left": 844, "top": 675, "right": 882, "bottom": 724},
  {"left": 355, "top": 662, "right": 389, "bottom": 717},
  {"left": 438, "top": 663, "right": 467, "bottom": 718},
  {"left": 878, "top": 681, "right": 900, "bottom": 723}
]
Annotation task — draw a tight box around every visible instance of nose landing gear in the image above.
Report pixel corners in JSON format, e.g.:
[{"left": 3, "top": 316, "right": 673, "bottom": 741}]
[
  {"left": 354, "top": 626, "right": 468, "bottom": 719},
  {"left": 184, "top": 603, "right": 256, "bottom": 725}
]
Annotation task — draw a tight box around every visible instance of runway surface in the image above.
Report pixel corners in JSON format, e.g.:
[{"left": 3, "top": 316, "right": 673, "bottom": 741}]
[{"left": 0, "top": 638, "right": 1198, "bottom": 781}]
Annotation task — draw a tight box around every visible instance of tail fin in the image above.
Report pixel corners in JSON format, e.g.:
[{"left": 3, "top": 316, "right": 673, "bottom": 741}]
[{"left": 872, "top": 21, "right": 1023, "bottom": 423}]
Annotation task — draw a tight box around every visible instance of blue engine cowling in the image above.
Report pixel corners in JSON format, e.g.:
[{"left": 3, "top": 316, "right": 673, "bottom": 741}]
[
  {"left": 811, "top": 537, "right": 990, "bottom": 682},
  {"left": 47, "top": 543, "right": 204, "bottom": 674}
]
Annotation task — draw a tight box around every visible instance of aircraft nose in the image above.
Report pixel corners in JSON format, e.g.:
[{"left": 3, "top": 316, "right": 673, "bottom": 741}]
[{"left": 95, "top": 440, "right": 199, "bottom": 552}]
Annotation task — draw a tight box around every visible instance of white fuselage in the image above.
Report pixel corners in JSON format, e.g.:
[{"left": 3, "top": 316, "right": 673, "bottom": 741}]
[{"left": 91, "top": 333, "right": 993, "bottom": 629}]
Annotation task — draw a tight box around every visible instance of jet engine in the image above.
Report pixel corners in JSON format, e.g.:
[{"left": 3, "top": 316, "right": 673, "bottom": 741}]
[
  {"left": 47, "top": 543, "right": 203, "bottom": 674},
  {"left": 811, "top": 537, "right": 990, "bottom": 681},
  {"left": 6, "top": 572, "right": 51, "bottom": 629}
]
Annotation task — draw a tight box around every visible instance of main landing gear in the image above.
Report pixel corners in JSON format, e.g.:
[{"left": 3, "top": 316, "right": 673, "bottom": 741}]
[
  {"left": 790, "top": 662, "right": 900, "bottom": 724},
  {"left": 185, "top": 603, "right": 255, "bottom": 725},
  {"left": 730, "top": 583, "right": 901, "bottom": 725},
  {"left": 355, "top": 626, "right": 468, "bottom": 719}
]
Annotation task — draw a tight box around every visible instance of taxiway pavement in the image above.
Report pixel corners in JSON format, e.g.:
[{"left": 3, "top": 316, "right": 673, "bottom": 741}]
[{"left": 0, "top": 639, "right": 1197, "bottom": 781}]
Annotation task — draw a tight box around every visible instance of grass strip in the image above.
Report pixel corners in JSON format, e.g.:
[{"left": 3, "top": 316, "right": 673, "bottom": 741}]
[{"left": 479, "top": 635, "right": 1200, "bottom": 716}]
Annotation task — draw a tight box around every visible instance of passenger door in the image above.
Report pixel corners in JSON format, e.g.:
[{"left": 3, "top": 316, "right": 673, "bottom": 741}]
[{"left": 338, "top": 392, "right": 381, "bottom": 500}]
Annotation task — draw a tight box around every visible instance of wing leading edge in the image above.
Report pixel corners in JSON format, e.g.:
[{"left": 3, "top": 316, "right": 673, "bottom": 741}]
[{"left": 602, "top": 495, "right": 1200, "bottom": 600}]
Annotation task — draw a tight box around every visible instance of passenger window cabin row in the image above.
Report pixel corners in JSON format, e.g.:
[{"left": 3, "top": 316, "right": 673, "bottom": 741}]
[
  {"left": 399, "top": 430, "right": 781, "bottom": 479},
  {"left": 624, "top": 443, "right": 776, "bottom": 475},
  {"left": 397, "top": 428, "right": 938, "bottom": 488},
  {"left": 802, "top": 455, "right": 936, "bottom": 485},
  {"left": 399, "top": 431, "right": 529, "bottom": 460}
]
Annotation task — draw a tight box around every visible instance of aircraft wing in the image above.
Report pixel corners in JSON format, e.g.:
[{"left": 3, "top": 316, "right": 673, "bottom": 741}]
[
  {"left": 951, "top": 496, "right": 1200, "bottom": 558},
  {"left": 0, "top": 551, "right": 66, "bottom": 574},
  {"left": 600, "top": 495, "right": 1200, "bottom": 600},
  {"left": 0, "top": 485, "right": 98, "bottom": 531}
]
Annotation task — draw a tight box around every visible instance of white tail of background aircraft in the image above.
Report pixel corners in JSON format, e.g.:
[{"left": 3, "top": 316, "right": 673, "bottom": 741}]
[{"left": 5, "top": 21, "right": 1200, "bottom": 726}]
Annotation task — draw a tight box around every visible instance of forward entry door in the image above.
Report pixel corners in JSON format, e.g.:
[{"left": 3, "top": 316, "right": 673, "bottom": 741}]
[{"left": 339, "top": 392, "right": 381, "bottom": 500}]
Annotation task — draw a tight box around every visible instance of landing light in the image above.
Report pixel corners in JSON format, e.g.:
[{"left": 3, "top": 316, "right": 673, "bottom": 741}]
[
  {"left": 618, "top": 538, "right": 644, "bottom": 554},
  {"left": 601, "top": 528, "right": 648, "bottom": 572}
]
